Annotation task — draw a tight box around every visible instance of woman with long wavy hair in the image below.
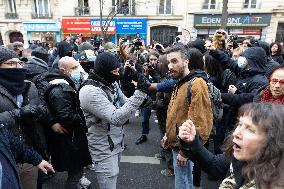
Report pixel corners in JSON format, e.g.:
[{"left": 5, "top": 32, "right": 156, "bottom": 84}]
[{"left": 178, "top": 103, "right": 284, "bottom": 188}]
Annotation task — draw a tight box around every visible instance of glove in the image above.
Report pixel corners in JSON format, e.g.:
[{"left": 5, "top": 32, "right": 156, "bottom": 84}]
[
  {"left": 136, "top": 73, "right": 150, "bottom": 93},
  {"left": 20, "top": 105, "right": 47, "bottom": 119}
]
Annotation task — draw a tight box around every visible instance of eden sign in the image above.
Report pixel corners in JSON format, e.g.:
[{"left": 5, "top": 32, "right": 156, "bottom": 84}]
[{"left": 194, "top": 13, "right": 271, "bottom": 27}]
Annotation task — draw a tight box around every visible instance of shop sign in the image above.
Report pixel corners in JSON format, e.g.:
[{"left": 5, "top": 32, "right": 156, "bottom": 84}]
[
  {"left": 194, "top": 14, "right": 271, "bottom": 27},
  {"left": 62, "top": 18, "right": 91, "bottom": 33},
  {"left": 243, "top": 28, "right": 261, "bottom": 35},
  {"left": 23, "top": 22, "right": 60, "bottom": 32},
  {"left": 115, "top": 18, "right": 147, "bottom": 34},
  {"left": 90, "top": 19, "right": 116, "bottom": 34}
]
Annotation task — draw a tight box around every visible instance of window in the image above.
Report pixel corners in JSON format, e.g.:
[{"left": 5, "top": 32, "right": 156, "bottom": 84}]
[
  {"left": 7, "top": 0, "right": 16, "bottom": 13},
  {"left": 202, "top": 0, "right": 216, "bottom": 9},
  {"left": 78, "top": 0, "right": 89, "bottom": 7},
  {"left": 112, "top": 0, "right": 131, "bottom": 15},
  {"left": 75, "top": 0, "right": 89, "bottom": 16},
  {"left": 243, "top": 0, "right": 257, "bottom": 8},
  {"left": 34, "top": 0, "right": 50, "bottom": 17},
  {"left": 159, "top": 0, "right": 172, "bottom": 14}
]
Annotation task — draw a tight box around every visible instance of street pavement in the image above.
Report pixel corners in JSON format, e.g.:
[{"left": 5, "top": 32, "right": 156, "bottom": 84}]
[{"left": 43, "top": 112, "right": 221, "bottom": 189}]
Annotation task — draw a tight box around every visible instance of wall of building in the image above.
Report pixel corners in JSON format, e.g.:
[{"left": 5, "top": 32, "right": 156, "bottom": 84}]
[{"left": 0, "top": 0, "right": 284, "bottom": 46}]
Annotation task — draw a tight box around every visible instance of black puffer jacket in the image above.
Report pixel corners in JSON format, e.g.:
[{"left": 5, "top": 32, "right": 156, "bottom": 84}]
[
  {"left": 0, "top": 81, "right": 49, "bottom": 159},
  {"left": 41, "top": 71, "right": 91, "bottom": 171},
  {"left": 24, "top": 56, "right": 48, "bottom": 81},
  {"left": 210, "top": 47, "right": 268, "bottom": 107}
]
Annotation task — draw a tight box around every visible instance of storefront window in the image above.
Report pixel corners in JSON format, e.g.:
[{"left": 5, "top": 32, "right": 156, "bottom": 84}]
[{"left": 30, "top": 32, "right": 56, "bottom": 45}]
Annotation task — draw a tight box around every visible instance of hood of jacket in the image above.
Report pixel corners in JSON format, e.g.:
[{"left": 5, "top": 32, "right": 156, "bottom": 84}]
[
  {"left": 189, "top": 39, "right": 206, "bottom": 54},
  {"left": 57, "top": 41, "right": 73, "bottom": 58},
  {"left": 24, "top": 57, "right": 48, "bottom": 80},
  {"left": 240, "top": 47, "right": 267, "bottom": 76},
  {"left": 43, "top": 70, "right": 76, "bottom": 89}
]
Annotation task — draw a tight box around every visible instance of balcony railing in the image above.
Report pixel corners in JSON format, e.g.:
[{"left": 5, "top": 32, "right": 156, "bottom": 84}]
[
  {"left": 5, "top": 12, "right": 18, "bottom": 19},
  {"left": 74, "top": 7, "right": 90, "bottom": 16},
  {"left": 31, "top": 13, "right": 52, "bottom": 19}
]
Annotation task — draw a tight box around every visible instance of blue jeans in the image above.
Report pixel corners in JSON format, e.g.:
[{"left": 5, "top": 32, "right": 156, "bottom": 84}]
[
  {"left": 141, "top": 107, "right": 151, "bottom": 135},
  {"left": 172, "top": 150, "right": 194, "bottom": 189}
]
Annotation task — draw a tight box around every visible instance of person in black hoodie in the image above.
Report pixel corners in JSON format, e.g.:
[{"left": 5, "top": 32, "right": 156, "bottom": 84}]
[
  {"left": 252, "top": 40, "right": 280, "bottom": 75},
  {"left": 270, "top": 42, "right": 284, "bottom": 65},
  {"left": 51, "top": 41, "right": 73, "bottom": 70},
  {"left": 210, "top": 47, "right": 268, "bottom": 107}
]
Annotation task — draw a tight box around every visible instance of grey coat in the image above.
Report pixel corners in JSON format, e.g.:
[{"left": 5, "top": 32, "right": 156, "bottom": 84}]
[{"left": 79, "top": 81, "right": 147, "bottom": 162}]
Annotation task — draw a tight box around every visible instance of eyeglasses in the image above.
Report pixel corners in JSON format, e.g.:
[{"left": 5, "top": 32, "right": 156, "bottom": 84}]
[
  {"left": 270, "top": 78, "right": 284, "bottom": 85},
  {"left": 216, "top": 31, "right": 226, "bottom": 35},
  {"left": 1, "top": 61, "right": 24, "bottom": 67}
]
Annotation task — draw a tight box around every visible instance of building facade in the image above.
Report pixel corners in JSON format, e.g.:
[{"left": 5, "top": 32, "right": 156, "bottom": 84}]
[
  {"left": 0, "top": 0, "right": 283, "bottom": 46},
  {"left": 187, "top": 0, "right": 284, "bottom": 42}
]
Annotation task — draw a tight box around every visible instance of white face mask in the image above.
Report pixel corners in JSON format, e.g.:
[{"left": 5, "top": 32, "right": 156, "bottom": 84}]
[{"left": 237, "top": 56, "right": 248, "bottom": 69}]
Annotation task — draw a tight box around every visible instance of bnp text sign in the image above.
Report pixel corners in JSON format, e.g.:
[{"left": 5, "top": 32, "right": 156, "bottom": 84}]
[{"left": 194, "top": 14, "right": 271, "bottom": 27}]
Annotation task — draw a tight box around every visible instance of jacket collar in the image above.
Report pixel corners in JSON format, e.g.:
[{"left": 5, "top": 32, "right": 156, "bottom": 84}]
[{"left": 0, "top": 84, "right": 17, "bottom": 106}]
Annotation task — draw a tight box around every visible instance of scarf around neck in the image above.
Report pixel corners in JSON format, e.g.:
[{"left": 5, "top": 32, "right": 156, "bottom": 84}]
[{"left": 0, "top": 68, "right": 26, "bottom": 96}]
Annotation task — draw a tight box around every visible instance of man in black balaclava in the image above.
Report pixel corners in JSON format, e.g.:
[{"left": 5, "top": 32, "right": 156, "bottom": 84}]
[
  {"left": 0, "top": 47, "right": 53, "bottom": 189},
  {"left": 79, "top": 52, "right": 150, "bottom": 189},
  {"left": 93, "top": 52, "right": 121, "bottom": 84}
]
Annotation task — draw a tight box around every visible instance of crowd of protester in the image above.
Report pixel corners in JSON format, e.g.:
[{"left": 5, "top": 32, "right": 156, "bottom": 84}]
[{"left": 0, "top": 29, "right": 283, "bottom": 189}]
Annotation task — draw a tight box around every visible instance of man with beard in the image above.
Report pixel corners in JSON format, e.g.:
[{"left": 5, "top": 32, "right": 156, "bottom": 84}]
[
  {"left": 161, "top": 45, "right": 213, "bottom": 189},
  {"left": 79, "top": 52, "right": 150, "bottom": 189}
]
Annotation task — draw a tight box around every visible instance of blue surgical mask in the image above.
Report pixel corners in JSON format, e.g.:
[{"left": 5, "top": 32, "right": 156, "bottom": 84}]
[
  {"left": 71, "top": 68, "right": 81, "bottom": 81},
  {"left": 237, "top": 56, "right": 248, "bottom": 69}
]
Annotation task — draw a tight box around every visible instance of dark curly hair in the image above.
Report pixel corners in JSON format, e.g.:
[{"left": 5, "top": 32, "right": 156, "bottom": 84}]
[
  {"left": 224, "top": 103, "right": 284, "bottom": 188},
  {"left": 270, "top": 42, "right": 283, "bottom": 55}
]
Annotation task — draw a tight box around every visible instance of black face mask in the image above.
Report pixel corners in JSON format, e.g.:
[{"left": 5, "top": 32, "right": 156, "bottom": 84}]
[
  {"left": 0, "top": 68, "right": 26, "bottom": 95},
  {"left": 104, "top": 73, "right": 119, "bottom": 84}
]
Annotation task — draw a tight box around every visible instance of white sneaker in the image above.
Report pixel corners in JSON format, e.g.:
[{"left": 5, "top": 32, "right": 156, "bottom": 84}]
[
  {"left": 154, "top": 119, "right": 159, "bottom": 124},
  {"left": 135, "top": 110, "right": 140, "bottom": 117}
]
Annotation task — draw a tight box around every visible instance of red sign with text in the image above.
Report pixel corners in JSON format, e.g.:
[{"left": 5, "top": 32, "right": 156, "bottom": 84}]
[{"left": 62, "top": 18, "right": 91, "bottom": 33}]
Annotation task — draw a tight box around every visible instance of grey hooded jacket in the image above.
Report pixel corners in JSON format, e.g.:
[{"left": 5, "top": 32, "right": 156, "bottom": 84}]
[{"left": 79, "top": 81, "right": 147, "bottom": 161}]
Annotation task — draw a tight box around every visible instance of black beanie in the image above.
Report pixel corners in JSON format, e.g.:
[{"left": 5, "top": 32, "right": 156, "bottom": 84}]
[
  {"left": 0, "top": 47, "right": 18, "bottom": 64},
  {"left": 31, "top": 47, "right": 49, "bottom": 63},
  {"left": 94, "top": 52, "right": 120, "bottom": 82}
]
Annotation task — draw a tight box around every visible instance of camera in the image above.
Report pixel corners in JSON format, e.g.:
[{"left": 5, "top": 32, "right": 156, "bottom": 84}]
[
  {"left": 129, "top": 59, "right": 135, "bottom": 66},
  {"left": 93, "top": 41, "right": 101, "bottom": 50},
  {"left": 229, "top": 35, "right": 238, "bottom": 41}
]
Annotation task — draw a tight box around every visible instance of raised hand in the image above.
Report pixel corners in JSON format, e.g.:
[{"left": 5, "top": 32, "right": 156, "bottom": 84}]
[{"left": 178, "top": 119, "right": 196, "bottom": 143}]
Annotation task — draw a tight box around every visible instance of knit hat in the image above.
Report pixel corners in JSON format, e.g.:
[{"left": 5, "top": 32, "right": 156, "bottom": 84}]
[
  {"left": 78, "top": 42, "right": 94, "bottom": 53},
  {"left": 31, "top": 47, "right": 49, "bottom": 63},
  {"left": 103, "top": 42, "right": 117, "bottom": 53},
  {"left": 94, "top": 52, "right": 120, "bottom": 83},
  {"left": 0, "top": 47, "right": 18, "bottom": 64}
]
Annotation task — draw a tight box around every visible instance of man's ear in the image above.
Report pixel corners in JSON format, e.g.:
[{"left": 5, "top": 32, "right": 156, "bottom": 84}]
[{"left": 58, "top": 67, "right": 65, "bottom": 73}]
